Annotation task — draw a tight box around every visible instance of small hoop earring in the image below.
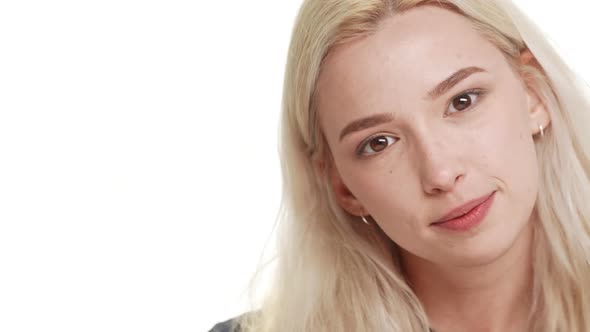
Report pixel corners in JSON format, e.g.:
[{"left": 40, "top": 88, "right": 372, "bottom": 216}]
[
  {"left": 539, "top": 124, "right": 545, "bottom": 137},
  {"left": 360, "top": 215, "right": 370, "bottom": 225}
]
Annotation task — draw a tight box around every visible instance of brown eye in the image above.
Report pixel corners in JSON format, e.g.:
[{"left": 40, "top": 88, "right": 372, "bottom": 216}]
[
  {"left": 447, "top": 89, "right": 484, "bottom": 115},
  {"left": 453, "top": 94, "right": 473, "bottom": 111},
  {"left": 358, "top": 135, "right": 397, "bottom": 156},
  {"left": 370, "top": 136, "right": 389, "bottom": 151}
]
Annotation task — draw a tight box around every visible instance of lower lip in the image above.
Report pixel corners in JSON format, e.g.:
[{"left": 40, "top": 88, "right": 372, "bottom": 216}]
[{"left": 432, "top": 192, "right": 496, "bottom": 232}]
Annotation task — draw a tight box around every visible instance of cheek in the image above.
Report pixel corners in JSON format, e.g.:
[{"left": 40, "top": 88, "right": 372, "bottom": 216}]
[
  {"left": 475, "top": 91, "right": 538, "bottom": 190},
  {"left": 476, "top": 102, "right": 539, "bottom": 208},
  {"left": 340, "top": 162, "right": 426, "bottom": 243},
  {"left": 342, "top": 164, "right": 419, "bottom": 217}
]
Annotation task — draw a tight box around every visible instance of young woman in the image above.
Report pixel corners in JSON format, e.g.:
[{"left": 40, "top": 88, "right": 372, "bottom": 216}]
[{"left": 211, "top": 0, "right": 590, "bottom": 331}]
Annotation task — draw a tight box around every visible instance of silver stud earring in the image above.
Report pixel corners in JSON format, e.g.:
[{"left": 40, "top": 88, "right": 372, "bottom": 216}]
[
  {"left": 360, "top": 214, "right": 370, "bottom": 225},
  {"left": 539, "top": 124, "right": 545, "bottom": 137}
]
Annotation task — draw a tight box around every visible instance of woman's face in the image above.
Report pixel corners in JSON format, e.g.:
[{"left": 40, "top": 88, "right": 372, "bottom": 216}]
[{"left": 317, "top": 6, "right": 550, "bottom": 266}]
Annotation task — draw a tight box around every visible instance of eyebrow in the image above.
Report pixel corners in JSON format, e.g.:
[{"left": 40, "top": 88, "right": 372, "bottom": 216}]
[
  {"left": 426, "top": 66, "right": 487, "bottom": 100},
  {"left": 339, "top": 113, "right": 395, "bottom": 142},
  {"left": 338, "top": 66, "right": 487, "bottom": 142}
]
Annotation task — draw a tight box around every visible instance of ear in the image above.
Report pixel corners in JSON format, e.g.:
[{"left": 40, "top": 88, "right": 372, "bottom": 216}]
[
  {"left": 320, "top": 160, "right": 364, "bottom": 217},
  {"left": 519, "top": 48, "right": 551, "bottom": 136}
]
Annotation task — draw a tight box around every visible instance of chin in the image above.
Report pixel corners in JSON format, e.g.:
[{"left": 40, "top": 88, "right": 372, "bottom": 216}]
[
  {"left": 446, "top": 238, "right": 517, "bottom": 267},
  {"left": 438, "top": 215, "right": 534, "bottom": 268}
]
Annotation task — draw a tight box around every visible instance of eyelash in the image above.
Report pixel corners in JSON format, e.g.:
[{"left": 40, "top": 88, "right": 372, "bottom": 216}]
[{"left": 355, "top": 88, "right": 487, "bottom": 157}]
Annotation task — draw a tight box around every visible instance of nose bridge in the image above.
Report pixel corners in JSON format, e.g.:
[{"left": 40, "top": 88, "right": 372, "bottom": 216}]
[{"left": 412, "top": 124, "right": 464, "bottom": 194}]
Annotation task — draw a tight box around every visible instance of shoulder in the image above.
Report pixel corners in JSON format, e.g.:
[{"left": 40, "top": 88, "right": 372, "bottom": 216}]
[{"left": 209, "top": 312, "right": 256, "bottom": 332}]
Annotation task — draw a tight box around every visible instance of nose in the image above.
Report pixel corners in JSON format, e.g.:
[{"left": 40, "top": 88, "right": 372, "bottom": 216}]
[{"left": 414, "top": 134, "right": 465, "bottom": 195}]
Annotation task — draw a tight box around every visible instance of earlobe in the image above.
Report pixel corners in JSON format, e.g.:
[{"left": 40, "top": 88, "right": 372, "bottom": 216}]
[
  {"left": 328, "top": 163, "right": 363, "bottom": 216},
  {"left": 519, "top": 48, "right": 551, "bottom": 135},
  {"left": 524, "top": 84, "right": 551, "bottom": 136},
  {"left": 528, "top": 98, "right": 551, "bottom": 136}
]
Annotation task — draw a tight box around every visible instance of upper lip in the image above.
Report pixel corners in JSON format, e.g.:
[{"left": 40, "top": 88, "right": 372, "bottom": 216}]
[{"left": 432, "top": 191, "right": 495, "bottom": 224}]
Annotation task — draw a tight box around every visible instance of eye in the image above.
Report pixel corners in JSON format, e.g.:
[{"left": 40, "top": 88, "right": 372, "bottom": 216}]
[
  {"left": 357, "top": 135, "right": 398, "bottom": 156},
  {"left": 446, "top": 89, "right": 486, "bottom": 115}
]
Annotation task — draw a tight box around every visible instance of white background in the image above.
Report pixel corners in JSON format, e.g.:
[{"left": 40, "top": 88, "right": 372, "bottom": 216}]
[{"left": 0, "top": 1, "right": 588, "bottom": 331}]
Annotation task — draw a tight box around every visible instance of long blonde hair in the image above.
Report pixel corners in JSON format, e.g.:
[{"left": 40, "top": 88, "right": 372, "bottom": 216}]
[{"left": 243, "top": 1, "right": 590, "bottom": 331}]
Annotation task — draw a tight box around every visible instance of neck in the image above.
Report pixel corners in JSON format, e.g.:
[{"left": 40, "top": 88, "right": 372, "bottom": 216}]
[{"left": 401, "top": 222, "right": 535, "bottom": 332}]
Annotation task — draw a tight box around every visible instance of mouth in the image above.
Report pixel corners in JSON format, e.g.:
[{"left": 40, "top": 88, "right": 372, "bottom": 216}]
[{"left": 431, "top": 191, "right": 496, "bottom": 232}]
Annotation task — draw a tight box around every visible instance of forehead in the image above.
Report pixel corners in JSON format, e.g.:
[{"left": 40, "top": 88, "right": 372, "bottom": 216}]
[{"left": 316, "top": 5, "right": 507, "bottom": 137}]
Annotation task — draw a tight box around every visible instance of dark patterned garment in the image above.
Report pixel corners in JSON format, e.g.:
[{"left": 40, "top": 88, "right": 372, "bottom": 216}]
[
  {"left": 209, "top": 312, "right": 436, "bottom": 331},
  {"left": 209, "top": 314, "right": 246, "bottom": 332}
]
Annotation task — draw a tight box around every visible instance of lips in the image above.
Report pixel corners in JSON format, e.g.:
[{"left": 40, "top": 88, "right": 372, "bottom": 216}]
[{"left": 432, "top": 191, "right": 496, "bottom": 225}]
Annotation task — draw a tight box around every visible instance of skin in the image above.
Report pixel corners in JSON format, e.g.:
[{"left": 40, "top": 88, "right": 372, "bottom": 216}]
[{"left": 316, "top": 5, "right": 551, "bottom": 332}]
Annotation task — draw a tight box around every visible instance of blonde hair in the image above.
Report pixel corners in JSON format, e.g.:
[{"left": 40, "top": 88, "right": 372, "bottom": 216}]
[{"left": 242, "top": 0, "right": 590, "bottom": 331}]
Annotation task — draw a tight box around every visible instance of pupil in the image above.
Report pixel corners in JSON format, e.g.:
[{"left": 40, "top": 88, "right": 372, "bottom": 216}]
[
  {"left": 370, "top": 137, "right": 388, "bottom": 151},
  {"left": 453, "top": 94, "right": 471, "bottom": 110}
]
